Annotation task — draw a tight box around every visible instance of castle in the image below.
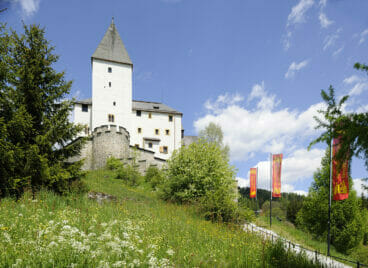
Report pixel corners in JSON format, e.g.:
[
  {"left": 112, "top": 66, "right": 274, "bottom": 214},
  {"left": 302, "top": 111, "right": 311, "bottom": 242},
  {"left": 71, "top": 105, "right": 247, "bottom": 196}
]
[{"left": 71, "top": 19, "right": 183, "bottom": 171}]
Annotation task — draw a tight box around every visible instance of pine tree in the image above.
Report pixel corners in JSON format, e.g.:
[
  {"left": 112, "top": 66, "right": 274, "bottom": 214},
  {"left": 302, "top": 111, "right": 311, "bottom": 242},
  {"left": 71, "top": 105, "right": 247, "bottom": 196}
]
[{"left": 0, "top": 24, "right": 86, "bottom": 197}]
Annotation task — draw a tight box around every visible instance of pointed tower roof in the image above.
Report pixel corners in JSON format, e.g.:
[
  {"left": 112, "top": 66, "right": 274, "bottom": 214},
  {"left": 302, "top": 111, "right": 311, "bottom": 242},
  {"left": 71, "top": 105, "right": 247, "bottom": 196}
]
[{"left": 92, "top": 18, "right": 132, "bottom": 65}]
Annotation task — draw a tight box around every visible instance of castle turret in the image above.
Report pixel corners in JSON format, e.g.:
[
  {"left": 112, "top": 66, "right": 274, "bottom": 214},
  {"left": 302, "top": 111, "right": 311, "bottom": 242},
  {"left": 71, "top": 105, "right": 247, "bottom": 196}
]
[{"left": 91, "top": 18, "right": 133, "bottom": 131}]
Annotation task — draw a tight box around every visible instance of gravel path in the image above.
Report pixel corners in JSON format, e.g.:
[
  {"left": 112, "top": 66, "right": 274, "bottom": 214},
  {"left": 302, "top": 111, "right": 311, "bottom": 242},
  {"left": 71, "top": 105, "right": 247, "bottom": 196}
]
[{"left": 243, "top": 223, "right": 352, "bottom": 268}]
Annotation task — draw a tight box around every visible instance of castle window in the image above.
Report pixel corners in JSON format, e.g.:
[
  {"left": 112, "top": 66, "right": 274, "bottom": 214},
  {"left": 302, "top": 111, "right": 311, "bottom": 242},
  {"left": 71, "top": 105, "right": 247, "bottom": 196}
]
[
  {"left": 108, "top": 67, "right": 112, "bottom": 73},
  {"left": 108, "top": 114, "right": 115, "bottom": 122},
  {"left": 169, "top": 115, "right": 173, "bottom": 122},
  {"left": 136, "top": 110, "right": 141, "bottom": 117},
  {"left": 109, "top": 82, "right": 111, "bottom": 87},
  {"left": 135, "top": 144, "right": 139, "bottom": 148},
  {"left": 153, "top": 106, "right": 159, "bottom": 109},
  {"left": 163, "top": 146, "right": 168, "bottom": 154},
  {"left": 155, "top": 129, "right": 159, "bottom": 135},
  {"left": 148, "top": 142, "right": 153, "bottom": 148},
  {"left": 138, "top": 128, "right": 142, "bottom": 134},
  {"left": 113, "top": 101, "right": 116, "bottom": 106},
  {"left": 165, "top": 129, "right": 170, "bottom": 135},
  {"left": 82, "top": 104, "right": 88, "bottom": 112},
  {"left": 148, "top": 112, "right": 152, "bottom": 119}
]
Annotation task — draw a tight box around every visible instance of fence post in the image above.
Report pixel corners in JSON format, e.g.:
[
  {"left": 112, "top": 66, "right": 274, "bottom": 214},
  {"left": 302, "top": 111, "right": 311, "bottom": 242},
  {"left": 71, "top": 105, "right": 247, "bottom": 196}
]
[
  {"left": 272, "top": 234, "right": 273, "bottom": 242},
  {"left": 288, "top": 241, "right": 290, "bottom": 249},
  {"left": 357, "top": 261, "right": 360, "bottom": 268},
  {"left": 315, "top": 250, "right": 317, "bottom": 263},
  {"left": 252, "top": 225, "right": 253, "bottom": 233}
]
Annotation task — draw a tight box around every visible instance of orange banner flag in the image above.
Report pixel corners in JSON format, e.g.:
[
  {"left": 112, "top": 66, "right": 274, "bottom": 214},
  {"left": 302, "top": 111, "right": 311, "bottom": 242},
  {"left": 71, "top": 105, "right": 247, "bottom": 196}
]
[
  {"left": 272, "top": 154, "right": 283, "bottom": 198},
  {"left": 250, "top": 168, "right": 257, "bottom": 198},
  {"left": 332, "top": 138, "right": 349, "bottom": 201}
]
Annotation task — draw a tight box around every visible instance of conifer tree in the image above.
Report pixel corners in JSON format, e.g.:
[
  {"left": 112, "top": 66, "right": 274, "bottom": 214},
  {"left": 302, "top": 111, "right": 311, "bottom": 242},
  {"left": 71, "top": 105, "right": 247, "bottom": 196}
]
[{"left": 0, "top": 24, "right": 85, "bottom": 197}]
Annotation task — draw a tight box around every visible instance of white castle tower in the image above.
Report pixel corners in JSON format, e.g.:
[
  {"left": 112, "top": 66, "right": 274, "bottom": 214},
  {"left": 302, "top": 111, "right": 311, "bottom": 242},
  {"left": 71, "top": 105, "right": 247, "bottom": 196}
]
[{"left": 91, "top": 18, "right": 132, "bottom": 131}]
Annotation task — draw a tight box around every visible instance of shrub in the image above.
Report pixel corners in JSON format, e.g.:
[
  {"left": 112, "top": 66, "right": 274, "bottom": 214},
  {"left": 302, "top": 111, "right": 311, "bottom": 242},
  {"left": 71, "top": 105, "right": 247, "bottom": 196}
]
[
  {"left": 115, "top": 165, "right": 142, "bottom": 186},
  {"left": 144, "top": 166, "right": 164, "bottom": 189},
  {"left": 106, "top": 156, "right": 124, "bottom": 170},
  {"left": 162, "top": 139, "right": 238, "bottom": 222}
]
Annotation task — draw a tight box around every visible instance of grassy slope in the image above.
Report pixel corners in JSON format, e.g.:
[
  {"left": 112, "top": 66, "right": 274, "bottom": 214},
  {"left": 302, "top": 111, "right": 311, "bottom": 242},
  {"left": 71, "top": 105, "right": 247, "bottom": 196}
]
[{"left": 256, "top": 215, "right": 368, "bottom": 265}]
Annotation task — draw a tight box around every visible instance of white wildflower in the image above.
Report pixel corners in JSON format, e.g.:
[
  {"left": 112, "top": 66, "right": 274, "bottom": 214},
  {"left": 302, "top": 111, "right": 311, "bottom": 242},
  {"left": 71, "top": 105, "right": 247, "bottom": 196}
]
[
  {"left": 11, "top": 258, "right": 22, "bottom": 268},
  {"left": 98, "top": 260, "right": 110, "bottom": 268},
  {"left": 166, "top": 248, "right": 174, "bottom": 256},
  {"left": 18, "top": 213, "right": 23, "bottom": 217},
  {"left": 48, "top": 241, "right": 58, "bottom": 247},
  {"left": 112, "top": 261, "right": 126, "bottom": 267},
  {"left": 101, "top": 222, "right": 108, "bottom": 227},
  {"left": 31, "top": 199, "right": 38, "bottom": 203}
]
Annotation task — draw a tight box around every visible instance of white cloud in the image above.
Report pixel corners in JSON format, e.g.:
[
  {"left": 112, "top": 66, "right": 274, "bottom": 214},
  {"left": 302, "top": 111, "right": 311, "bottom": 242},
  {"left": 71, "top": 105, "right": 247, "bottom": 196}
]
[
  {"left": 194, "top": 83, "right": 324, "bottom": 162},
  {"left": 343, "top": 75, "right": 368, "bottom": 96},
  {"left": 285, "top": 60, "right": 309, "bottom": 79},
  {"left": 319, "top": 12, "right": 333, "bottom": 28},
  {"left": 204, "top": 93, "right": 244, "bottom": 114},
  {"left": 332, "top": 46, "right": 344, "bottom": 57},
  {"left": 14, "top": 0, "right": 40, "bottom": 17},
  {"left": 353, "top": 179, "right": 368, "bottom": 197},
  {"left": 343, "top": 75, "right": 360, "bottom": 85},
  {"left": 236, "top": 177, "right": 249, "bottom": 189},
  {"left": 323, "top": 29, "right": 341, "bottom": 51},
  {"left": 359, "top": 29, "right": 368, "bottom": 45},
  {"left": 319, "top": 0, "right": 327, "bottom": 8},
  {"left": 287, "top": 0, "right": 314, "bottom": 27}
]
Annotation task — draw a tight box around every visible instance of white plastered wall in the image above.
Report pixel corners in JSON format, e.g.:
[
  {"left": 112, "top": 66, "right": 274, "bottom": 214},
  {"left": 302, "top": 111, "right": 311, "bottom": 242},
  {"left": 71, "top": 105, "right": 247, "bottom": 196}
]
[
  {"left": 73, "top": 103, "right": 92, "bottom": 136},
  {"left": 92, "top": 58, "right": 132, "bottom": 131},
  {"left": 129, "top": 111, "right": 182, "bottom": 160}
]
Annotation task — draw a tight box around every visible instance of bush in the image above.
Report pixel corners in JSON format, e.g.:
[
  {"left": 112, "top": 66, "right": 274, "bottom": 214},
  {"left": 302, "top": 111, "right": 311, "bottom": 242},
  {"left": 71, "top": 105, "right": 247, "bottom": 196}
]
[
  {"left": 144, "top": 166, "right": 164, "bottom": 189},
  {"left": 161, "top": 139, "right": 238, "bottom": 222},
  {"left": 115, "top": 165, "right": 142, "bottom": 186},
  {"left": 106, "top": 157, "right": 124, "bottom": 170},
  {"left": 264, "top": 240, "right": 320, "bottom": 268}
]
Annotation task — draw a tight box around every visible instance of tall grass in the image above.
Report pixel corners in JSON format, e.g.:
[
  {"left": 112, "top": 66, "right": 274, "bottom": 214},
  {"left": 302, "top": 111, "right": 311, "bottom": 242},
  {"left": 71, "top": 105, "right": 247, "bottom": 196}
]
[{"left": 0, "top": 170, "right": 320, "bottom": 267}]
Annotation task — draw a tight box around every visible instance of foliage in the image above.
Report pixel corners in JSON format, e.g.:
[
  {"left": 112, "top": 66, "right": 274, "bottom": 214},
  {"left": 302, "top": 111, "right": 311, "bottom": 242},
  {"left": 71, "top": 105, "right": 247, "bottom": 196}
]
[
  {"left": 286, "top": 194, "right": 305, "bottom": 224},
  {"left": 296, "top": 148, "right": 366, "bottom": 253},
  {"left": 162, "top": 139, "right": 239, "bottom": 222},
  {"left": 0, "top": 24, "right": 86, "bottom": 197},
  {"left": 105, "top": 157, "right": 142, "bottom": 186},
  {"left": 106, "top": 156, "right": 124, "bottom": 170},
  {"left": 264, "top": 240, "right": 321, "bottom": 268},
  {"left": 199, "top": 122, "right": 230, "bottom": 158},
  {"left": 144, "top": 166, "right": 164, "bottom": 190}
]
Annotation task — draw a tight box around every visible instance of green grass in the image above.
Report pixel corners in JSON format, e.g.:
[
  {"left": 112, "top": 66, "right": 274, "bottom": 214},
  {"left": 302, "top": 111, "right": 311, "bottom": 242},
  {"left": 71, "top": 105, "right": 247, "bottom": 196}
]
[
  {"left": 255, "top": 215, "right": 368, "bottom": 266},
  {"left": 0, "top": 170, "right": 320, "bottom": 267}
]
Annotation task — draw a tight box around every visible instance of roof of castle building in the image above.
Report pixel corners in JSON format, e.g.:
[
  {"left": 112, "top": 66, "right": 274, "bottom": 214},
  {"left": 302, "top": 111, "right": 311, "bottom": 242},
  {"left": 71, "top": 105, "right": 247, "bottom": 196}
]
[
  {"left": 73, "top": 98, "right": 182, "bottom": 115},
  {"left": 92, "top": 18, "right": 132, "bottom": 66},
  {"left": 132, "top": 100, "right": 182, "bottom": 115}
]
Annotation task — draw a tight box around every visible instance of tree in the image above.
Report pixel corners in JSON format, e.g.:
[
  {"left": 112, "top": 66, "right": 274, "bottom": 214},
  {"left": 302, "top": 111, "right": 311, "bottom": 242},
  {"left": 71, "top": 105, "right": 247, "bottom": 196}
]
[
  {"left": 0, "top": 24, "right": 85, "bottom": 197},
  {"left": 199, "top": 122, "right": 230, "bottom": 158},
  {"left": 161, "top": 139, "right": 240, "bottom": 222},
  {"left": 296, "top": 148, "right": 366, "bottom": 253}
]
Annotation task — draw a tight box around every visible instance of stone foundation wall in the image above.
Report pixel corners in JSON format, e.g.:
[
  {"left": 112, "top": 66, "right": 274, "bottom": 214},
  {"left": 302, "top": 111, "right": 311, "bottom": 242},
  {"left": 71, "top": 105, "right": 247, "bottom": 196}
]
[{"left": 69, "top": 124, "right": 166, "bottom": 172}]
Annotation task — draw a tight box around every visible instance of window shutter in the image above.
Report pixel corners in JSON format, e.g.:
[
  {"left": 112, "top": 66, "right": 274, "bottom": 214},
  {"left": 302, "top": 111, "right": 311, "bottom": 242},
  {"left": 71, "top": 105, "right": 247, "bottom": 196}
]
[{"left": 159, "top": 146, "right": 163, "bottom": 153}]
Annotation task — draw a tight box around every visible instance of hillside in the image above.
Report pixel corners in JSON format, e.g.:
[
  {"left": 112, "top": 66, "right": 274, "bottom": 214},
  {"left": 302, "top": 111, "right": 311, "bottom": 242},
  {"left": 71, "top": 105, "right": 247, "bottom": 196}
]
[{"left": 0, "top": 170, "right": 320, "bottom": 267}]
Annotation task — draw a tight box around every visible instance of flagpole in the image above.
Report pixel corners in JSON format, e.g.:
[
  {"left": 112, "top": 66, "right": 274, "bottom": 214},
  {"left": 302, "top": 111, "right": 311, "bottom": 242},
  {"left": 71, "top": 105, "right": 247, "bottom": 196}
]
[
  {"left": 256, "top": 166, "right": 258, "bottom": 201},
  {"left": 270, "top": 153, "right": 272, "bottom": 228},
  {"left": 328, "top": 137, "right": 333, "bottom": 256}
]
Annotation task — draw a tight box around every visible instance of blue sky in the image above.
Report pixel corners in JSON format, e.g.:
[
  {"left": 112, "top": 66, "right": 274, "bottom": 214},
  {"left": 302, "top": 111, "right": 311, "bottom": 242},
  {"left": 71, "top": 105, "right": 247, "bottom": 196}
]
[{"left": 2, "top": 0, "right": 368, "bottom": 195}]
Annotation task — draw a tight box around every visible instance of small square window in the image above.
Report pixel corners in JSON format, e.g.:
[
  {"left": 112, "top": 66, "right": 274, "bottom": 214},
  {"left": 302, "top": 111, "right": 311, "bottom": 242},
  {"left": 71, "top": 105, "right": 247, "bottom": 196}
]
[
  {"left": 109, "top": 82, "right": 111, "bottom": 87},
  {"left": 148, "top": 142, "right": 153, "bottom": 148},
  {"left": 135, "top": 144, "right": 139, "bottom": 148},
  {"left": 136, "top": 110, "right": 141, "bottom": 117},
  {"left": 155, "top": 129, "right": 159, "bottom": 135},
  {"left": 148, "top": 113, "right": 152, "bottom": 119},
  {"left": 108, "top": 114, "right": 115, "bottom": 122},
  {"left": 138, "top": 128, "right": 142, "bottom": 134},
  {"left": 169, "top": 115, "right": 173, "bottom": 122},
  {"left": 82, "top": 104, "right": 88, "bottom": 112},
  {"left": 113, "top": 101, "right": 116, "bottom": 106},
  {"left": 165, "top": 129, "right": 170, "bottom": 135},
  {"left": 108, "top": 67, "right": 112, "bottom": 73},
  {"left": 163, "top": 146, "right": 168, "bottom": 154}
]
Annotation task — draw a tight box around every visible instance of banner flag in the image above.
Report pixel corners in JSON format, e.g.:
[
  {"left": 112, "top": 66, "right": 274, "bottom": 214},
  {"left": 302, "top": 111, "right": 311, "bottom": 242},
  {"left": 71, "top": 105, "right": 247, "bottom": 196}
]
[
  {"left": 250, "top": 168, "right": 257, "bottom": 198},
  {"left": 332, "top": 138, "right": 349, "bottom": 201},
  {"left": 272, "top": 154, "right": 283, "bottom": 198}
]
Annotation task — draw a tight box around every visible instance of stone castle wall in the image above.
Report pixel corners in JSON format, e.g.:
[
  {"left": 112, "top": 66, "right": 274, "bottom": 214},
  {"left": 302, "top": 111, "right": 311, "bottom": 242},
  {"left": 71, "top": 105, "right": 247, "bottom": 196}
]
[{"left": 70, "top": 124, "right": 166, "bottom": 172}]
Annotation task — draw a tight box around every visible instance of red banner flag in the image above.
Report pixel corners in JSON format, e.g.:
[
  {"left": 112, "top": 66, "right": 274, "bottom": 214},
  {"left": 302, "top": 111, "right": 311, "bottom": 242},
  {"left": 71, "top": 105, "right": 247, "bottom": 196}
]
[
  {"left": 332, "top": 138, "right": 349, "bottom": 201},
  {"left": 250, "top": 168, "right": 257, "bottom": 198},
  {"left": 272, "top": 154, "right": 283, "bottom": 198}
]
